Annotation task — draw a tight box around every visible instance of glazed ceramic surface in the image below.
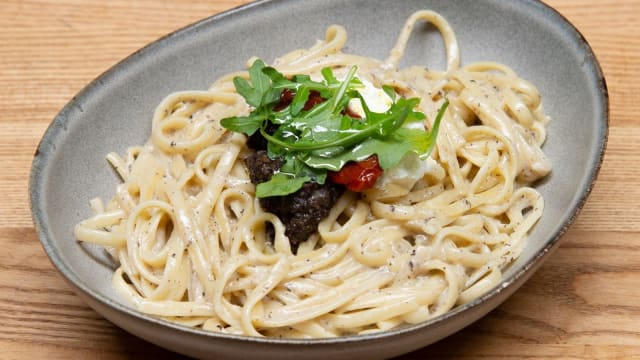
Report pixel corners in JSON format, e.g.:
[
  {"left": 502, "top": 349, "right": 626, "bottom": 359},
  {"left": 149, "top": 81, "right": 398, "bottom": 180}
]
[{"left": 30, "top": 0, "right": 607, "bottom": 359}]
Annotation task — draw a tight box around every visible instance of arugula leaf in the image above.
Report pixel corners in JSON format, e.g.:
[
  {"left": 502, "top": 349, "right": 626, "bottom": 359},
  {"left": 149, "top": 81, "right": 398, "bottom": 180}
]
[
  {"left": 259, "top": 100, "right": 415, "bottom": 151},
  {"left": 220, "top": 61, "right": 288, "bottom": 136},
  {"left": 302, "top": 100, "right": 448, "bottom": 171},
  {"left": 290, "top": 86, "right": 311, "bottom": 115},
  {"left": 232, "top": 77, "right": 259, "bottom": 107},
  {"left": 382, "top": 85, "right": 397, "bottom": 101},
  {"left": 220, "top": 58, "right": 447, "bottom": 198},
  {"left": 279, "top": 155, "right": 326, "bottom": 184},
  {"left": 248, "top": 60, "right": 273, "bottom": 102},
  {"left": 220, "top": 113, "right": 266, "bottom": 135},
  {"left": 321, "top": 67, "right": 339, "bottom": 85},
  {"left": 330, "top": 66, "right": 358, "bottom": 114},
  {"left": 256, "top": 173, "right": 311, "bottom": 197},
  {"left": 419, "top": 98, "right": 447, "bottom": 159},
  {"left": 256, "top": 154, "right": 327, "bottom": 197},
  {"left": 303, "top": 134, "right": 411, "bottom": 171},
  {"left": 234, "top": 60, "right": 265, "bottom": 107}
]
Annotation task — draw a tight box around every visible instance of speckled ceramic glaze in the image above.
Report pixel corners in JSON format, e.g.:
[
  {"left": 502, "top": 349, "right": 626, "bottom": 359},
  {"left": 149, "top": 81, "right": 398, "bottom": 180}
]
[{"left": 30, "top": 0, "right": 607, "bottom": 358}]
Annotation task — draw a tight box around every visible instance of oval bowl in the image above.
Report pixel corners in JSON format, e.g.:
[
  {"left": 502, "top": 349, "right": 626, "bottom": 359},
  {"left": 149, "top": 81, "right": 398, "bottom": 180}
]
[{"left": 30, "top": 0, "right": 607, "bottom": 358}]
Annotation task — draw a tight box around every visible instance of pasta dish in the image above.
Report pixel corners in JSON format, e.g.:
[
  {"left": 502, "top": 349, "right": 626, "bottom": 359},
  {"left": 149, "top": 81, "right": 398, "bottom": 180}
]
[{"left": 75, "top": 10, "right": 551, "bottom": 338}]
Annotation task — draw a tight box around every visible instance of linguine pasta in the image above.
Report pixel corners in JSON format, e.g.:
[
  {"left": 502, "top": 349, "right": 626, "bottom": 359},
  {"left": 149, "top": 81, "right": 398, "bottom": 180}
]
[{"left": 75, "top": 10, "right": 551, "bottom": 338}]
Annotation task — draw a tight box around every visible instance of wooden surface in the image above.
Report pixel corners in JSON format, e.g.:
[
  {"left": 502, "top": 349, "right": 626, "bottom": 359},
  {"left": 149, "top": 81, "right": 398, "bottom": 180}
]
[{"left": 1, "top": 0, "right": 638, "bottom": 359}]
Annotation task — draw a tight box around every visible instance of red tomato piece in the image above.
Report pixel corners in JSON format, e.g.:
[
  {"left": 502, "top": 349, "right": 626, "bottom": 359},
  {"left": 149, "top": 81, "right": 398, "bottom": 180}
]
[
  {"left": 303, "top": 91, "right": 325, "bottom": 110},
  {"left": 328, "top": 155, "right": 383, "bottom": 192},
  {"left": 274, "top": 88, "right": 295, "bottom": 111}
]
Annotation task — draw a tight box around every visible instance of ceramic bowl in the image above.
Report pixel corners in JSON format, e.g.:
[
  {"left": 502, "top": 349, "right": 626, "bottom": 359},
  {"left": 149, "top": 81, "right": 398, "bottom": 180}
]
[{"left": 30, "top": 0, "right": 607, "bottom": 358}]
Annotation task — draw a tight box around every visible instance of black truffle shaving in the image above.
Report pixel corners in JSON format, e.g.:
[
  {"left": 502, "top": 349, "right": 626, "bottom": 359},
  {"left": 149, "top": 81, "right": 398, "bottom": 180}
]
[{"left": 244, "top": 149, "right": 343, "bottom": 252}]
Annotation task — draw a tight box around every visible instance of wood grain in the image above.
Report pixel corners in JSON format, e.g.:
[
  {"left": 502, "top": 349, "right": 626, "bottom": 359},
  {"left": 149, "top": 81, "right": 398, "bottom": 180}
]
[{"left": 1, "top": 0, "right": 638, "bottom": 359}]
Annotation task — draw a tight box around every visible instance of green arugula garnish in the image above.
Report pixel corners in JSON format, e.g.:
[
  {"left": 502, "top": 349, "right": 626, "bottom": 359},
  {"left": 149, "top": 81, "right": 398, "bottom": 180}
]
[{"left": 221, "top": 59, "right": 448, "bottom": 198}]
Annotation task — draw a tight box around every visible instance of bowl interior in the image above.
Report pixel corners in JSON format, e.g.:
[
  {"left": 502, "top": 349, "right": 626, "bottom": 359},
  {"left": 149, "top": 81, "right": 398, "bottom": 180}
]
[{"left": 31, "top": 0, "right": 607, "bottom": 357}]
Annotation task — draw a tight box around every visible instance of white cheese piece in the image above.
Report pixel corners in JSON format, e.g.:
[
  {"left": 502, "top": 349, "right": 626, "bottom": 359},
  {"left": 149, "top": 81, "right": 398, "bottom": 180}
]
[
  {"left": 377, "top": 151, "right": 438, "bottom": 191},
  {"left": 348, "top": 78, "right": 393, "bottom": 117}
]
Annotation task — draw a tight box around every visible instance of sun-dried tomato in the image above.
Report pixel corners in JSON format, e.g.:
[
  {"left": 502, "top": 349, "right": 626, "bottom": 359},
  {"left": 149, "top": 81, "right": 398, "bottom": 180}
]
[
  {"left": 274, "top": 89, "right": 325, "bottom": 111},
  {"left": 273, "top": 88, "right": 296, "bottom": 111},
  {"left": 303, "top": 91, "right": 325, "bottom": 110},
  {"left": 328, "top": 155, "right": 383, "bottom": 192}
]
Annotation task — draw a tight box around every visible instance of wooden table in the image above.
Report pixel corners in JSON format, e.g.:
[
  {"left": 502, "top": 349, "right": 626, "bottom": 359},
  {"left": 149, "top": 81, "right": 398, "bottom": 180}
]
[{"left": 2, "top": 0, "right": 638, "bottom": 358}]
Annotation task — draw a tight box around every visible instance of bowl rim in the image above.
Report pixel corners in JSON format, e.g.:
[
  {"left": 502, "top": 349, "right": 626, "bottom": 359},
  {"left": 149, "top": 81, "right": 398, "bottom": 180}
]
[{"left": 29, "top": 0, "right": 609, "bottom": 346}]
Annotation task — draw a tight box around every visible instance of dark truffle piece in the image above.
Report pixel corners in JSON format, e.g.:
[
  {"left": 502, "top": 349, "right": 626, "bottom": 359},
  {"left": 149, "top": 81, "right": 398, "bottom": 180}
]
[
  {"left": 244, "top": 150, "right": 283, "bottom": 184},
  {"left": 244, "top": 150, "right": 343, "bottom": 251},
  {"left": 259, "top": 181, "right": 343, "bottom": 251}
]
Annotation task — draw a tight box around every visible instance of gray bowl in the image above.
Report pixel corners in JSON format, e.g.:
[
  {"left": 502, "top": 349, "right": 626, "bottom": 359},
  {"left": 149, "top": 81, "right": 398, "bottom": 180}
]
[{"left": 29, "top": 0, "right": 607, "bottom": 359}]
